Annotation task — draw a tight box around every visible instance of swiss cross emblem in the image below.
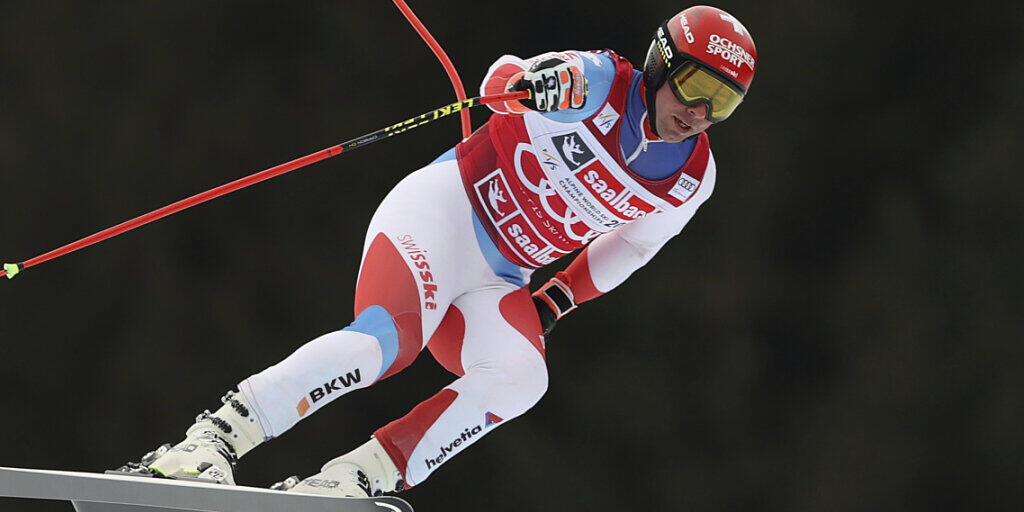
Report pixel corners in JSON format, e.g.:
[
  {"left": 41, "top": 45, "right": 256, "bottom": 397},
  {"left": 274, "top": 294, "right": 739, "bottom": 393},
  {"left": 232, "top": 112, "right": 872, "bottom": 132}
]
[{"left": 719, "top": 13, "right": 747, "bottom": 35}]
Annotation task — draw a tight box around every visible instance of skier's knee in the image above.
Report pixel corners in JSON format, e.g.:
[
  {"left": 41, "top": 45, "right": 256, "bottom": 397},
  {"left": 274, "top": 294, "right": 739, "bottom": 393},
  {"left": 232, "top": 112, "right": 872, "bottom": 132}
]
[
  {"left": 344, "top": 305, "right": 401, "bottom": 381},
  {"left": 489, "top": 349, "right": 549, "bottom": 417}
]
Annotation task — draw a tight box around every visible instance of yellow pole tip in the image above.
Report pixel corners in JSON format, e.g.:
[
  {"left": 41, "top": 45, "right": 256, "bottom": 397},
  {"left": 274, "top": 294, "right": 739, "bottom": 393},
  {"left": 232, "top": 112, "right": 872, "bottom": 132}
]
[{"left": 3, "top": 263, "right": 20, "bottom": 279}]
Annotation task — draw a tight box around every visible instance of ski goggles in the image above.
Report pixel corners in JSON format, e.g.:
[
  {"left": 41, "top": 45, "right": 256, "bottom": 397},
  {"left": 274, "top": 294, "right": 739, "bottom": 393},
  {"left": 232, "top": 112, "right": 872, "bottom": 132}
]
[{"left": 668, "top": 61, "right": 745, "bottom": 123}]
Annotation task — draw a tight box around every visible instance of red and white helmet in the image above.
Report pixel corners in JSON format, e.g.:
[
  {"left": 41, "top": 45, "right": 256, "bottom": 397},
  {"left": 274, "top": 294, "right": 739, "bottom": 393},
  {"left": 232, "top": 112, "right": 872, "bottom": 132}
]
[{"left": 643, "top": 6, "right": 757, "bottom": 131}]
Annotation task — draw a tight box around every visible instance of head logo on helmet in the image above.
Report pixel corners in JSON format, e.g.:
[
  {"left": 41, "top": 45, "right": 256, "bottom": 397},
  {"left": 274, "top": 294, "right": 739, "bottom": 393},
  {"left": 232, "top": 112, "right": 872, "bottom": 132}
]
[
  {"left": 679, "top": 14, "right": 696, "bottom": 43},
  {"left": 643, "top": 5, "right": 757, "bottom": 134},
  {"left": 656, "top": 26, "right": 674, "bottom": 62}
]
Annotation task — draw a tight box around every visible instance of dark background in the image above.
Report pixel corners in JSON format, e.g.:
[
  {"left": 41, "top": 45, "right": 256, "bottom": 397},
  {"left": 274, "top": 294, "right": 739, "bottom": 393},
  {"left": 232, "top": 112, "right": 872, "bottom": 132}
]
[{"left": 1, "top": 1, "right": 1021, "bottom": 511}]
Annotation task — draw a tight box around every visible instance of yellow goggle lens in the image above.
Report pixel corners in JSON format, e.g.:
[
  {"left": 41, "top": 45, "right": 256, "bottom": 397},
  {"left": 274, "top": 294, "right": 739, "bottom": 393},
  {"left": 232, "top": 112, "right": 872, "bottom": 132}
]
[{"left": 668, "top": 62, "right": 744, "bottom": 122}]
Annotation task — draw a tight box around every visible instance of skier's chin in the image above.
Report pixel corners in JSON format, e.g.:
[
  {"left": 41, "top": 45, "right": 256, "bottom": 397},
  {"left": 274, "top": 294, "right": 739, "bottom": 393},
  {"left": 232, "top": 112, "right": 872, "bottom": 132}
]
[
  {"left": 661, "top": 132, "right": 686, "bottom": 143},
  {"left": 655, "top": 116, "right": 687, "bottom": 143}
]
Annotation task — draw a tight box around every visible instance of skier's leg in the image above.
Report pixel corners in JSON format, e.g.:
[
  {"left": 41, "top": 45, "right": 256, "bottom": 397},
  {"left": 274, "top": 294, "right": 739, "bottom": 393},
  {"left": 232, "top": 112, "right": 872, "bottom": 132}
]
[
  {"left": 283, "top": 285, "right": 545, "bottom": 495},
  {"left": 144, "top": 157, "right": 490, "bottom": 482},
  {"left": 236, "top": 157, "right": 483, "bottom": 436},
  {"left": 368, "top": 285, "right": 547, "bottom": 489}
]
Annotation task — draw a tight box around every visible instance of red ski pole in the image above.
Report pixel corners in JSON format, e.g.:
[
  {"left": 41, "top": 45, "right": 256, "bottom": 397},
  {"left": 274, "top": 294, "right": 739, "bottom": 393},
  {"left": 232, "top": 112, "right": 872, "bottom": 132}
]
[{"left": 1, "top": 90, "right": 530, "bottom": 281}]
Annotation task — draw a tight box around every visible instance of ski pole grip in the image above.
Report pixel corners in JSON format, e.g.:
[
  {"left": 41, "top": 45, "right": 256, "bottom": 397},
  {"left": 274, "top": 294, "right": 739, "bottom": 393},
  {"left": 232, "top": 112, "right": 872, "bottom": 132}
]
[{"left": 478, "top": 90, "right": 531, "bottom": 105}]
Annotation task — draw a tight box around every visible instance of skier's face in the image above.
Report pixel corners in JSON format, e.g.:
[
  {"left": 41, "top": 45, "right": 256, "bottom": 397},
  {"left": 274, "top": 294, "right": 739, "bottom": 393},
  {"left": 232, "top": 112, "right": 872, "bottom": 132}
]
[{"left": 654, "top": 80, "right": 714, "bottom": 143}]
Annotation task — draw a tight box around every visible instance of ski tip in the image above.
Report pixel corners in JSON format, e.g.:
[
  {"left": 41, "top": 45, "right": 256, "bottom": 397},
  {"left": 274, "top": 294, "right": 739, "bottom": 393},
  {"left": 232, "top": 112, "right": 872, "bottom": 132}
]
[{"left": 3, "top": 263, "right": 22, "bottom": 279}]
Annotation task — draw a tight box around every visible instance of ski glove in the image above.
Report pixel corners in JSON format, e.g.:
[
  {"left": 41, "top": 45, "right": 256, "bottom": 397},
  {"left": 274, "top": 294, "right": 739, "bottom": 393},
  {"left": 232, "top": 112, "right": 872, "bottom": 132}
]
[
  {"left": 511, "top": 58, "right": 587, "bottom": 113},
  {"left": 532, "top": 276, "right": 578, "bottom": 336}
]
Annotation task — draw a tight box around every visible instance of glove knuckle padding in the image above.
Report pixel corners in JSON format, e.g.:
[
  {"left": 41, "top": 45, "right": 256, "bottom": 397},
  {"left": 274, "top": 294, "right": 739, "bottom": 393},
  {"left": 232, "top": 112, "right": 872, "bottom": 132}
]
[
  {"left": 545, "top": 70, "right": 561, "bottom": 112},
  {"left": 521, "top": 58, "right": 578, "bottom": 113},
  {"left": 500, "top": 54, "right": 588, "bottom": 114}
]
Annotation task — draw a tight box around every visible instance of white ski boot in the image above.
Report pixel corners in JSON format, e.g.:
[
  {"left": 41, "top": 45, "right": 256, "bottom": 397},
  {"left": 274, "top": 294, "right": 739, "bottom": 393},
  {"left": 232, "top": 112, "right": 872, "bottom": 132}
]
[
  {"left": 134, "top": 391, "right": 266, "bottom": 485},
  {"left": 273, "top": 437, "right": 404, "bottom": 497}
]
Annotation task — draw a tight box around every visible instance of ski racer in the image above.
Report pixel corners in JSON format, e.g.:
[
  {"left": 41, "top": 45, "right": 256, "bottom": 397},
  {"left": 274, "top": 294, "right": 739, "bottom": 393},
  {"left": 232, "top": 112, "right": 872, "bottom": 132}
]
[{"left": 128, "top": 5, "right": 758, "bottom": 497}]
